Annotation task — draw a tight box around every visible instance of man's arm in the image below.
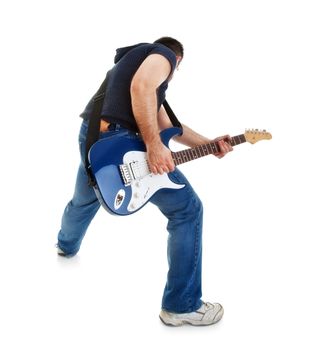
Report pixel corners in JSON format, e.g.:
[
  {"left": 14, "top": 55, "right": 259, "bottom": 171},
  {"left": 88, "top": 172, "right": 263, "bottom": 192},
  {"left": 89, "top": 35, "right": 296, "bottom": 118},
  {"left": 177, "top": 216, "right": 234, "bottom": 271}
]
[
  {"left": 130, "top": 54, "right": 175, "bottom": 174},
  {"left": 158, "top": 105, "right": 233, "bottom": 158}
]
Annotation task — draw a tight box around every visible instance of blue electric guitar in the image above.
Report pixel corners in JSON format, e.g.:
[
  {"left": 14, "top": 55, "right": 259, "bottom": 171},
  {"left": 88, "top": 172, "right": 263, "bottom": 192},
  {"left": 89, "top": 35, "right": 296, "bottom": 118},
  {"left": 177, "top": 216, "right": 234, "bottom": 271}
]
[{"left": 89, "top": 127, "right": 271, "bottom": 215}]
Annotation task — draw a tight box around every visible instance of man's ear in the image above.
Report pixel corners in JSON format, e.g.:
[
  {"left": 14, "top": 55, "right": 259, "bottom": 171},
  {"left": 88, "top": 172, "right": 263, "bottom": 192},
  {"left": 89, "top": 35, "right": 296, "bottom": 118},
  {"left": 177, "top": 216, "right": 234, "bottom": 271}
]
[
  {"left": 176, "top": 56, "right": 182, "bottom": 70},
  {"left": 176, "top": 56, "right": 182, "bottom": 65}
]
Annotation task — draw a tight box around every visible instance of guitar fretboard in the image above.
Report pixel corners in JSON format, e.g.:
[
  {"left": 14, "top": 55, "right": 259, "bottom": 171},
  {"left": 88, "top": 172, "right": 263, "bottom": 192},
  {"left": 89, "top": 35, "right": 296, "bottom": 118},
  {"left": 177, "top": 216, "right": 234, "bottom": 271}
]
[{"left": 172, "top": 134, "right": 246, "bottom": 165}]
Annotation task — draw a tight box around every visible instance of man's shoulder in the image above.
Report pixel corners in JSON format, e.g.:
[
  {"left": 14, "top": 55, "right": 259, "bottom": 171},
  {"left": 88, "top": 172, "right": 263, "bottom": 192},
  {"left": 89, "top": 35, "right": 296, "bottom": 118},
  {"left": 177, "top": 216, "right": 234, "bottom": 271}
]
[
  {"left": 125, "top": 42, "right": 175, "bottom": 57},
  {"left": 144, "top": 43, "right": 177, "bottom": 69},
  {"left": 148, "top": 43, "right": 176, "bottom": 59},
  {"left": 115, "top": 42, "right": 177, "bottom": 69}
]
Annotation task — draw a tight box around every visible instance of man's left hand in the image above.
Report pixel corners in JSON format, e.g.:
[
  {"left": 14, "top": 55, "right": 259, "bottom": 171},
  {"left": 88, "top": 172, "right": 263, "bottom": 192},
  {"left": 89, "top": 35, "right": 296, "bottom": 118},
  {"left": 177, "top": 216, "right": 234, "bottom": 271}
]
[{"left": 214, "top": 135, "right": 233, "bottom": 159}]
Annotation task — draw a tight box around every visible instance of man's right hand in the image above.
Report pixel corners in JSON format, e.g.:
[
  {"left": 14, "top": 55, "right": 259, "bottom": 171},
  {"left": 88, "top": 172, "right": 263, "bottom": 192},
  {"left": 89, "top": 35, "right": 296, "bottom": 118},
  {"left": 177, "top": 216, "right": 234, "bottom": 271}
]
[{"left": 146, "top": 140, "right": 175, "bottom": 175}]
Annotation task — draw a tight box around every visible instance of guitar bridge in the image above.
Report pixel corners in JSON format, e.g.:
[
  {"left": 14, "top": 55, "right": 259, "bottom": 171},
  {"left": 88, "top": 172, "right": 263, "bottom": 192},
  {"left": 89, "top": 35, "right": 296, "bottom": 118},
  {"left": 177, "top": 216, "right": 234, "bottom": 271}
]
[
  {"left": 119, "top": 164, "right": 133, "bottom": 186},
  {"left": 119, "top": 160, "right": 150, "bottom": 186}
]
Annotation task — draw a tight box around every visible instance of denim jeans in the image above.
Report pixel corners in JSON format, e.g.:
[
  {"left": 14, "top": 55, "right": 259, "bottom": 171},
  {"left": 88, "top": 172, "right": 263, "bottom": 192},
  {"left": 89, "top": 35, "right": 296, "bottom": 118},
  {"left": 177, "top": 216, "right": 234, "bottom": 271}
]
[{"left": 58, "top": 120, "right": 203, "bottom": 313}]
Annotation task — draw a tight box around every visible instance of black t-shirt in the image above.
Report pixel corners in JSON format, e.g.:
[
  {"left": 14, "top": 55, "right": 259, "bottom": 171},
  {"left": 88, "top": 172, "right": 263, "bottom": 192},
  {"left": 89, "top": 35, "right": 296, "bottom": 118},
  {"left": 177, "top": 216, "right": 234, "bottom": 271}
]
[{"left": 80, "top": 43, "right": 177, "bottom": 132}]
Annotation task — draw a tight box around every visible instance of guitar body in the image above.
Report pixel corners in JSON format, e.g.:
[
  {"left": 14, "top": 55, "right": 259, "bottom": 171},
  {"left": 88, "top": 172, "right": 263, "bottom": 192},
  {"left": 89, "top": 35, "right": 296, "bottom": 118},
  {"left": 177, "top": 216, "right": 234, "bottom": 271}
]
[
  {"left": 89, "top": 127, "right": 185, "bottom": 215},
  {"left": 88, "top": 126, "right": 272, "bottom": 216}
]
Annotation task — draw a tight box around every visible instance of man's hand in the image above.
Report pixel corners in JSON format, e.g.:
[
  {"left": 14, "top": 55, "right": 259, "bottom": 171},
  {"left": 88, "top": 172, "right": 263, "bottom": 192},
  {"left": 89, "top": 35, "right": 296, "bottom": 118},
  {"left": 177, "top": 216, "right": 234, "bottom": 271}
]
[
  {"left": 214, "top": 135, "right": 233, "bottom": 158},
  {"left": 146, "top": 140, "right": 175, "bottom": 175}
]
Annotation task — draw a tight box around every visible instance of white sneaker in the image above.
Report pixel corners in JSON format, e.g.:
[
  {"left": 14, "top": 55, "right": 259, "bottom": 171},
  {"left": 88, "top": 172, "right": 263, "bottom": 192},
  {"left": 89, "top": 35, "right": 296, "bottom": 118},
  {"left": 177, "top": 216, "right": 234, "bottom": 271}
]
[
  {"left": 55, "top": 244, "right": 67, "bottom": 257},
  {"left": 159, "top": 302, "right": 224, "bottom": 326}
]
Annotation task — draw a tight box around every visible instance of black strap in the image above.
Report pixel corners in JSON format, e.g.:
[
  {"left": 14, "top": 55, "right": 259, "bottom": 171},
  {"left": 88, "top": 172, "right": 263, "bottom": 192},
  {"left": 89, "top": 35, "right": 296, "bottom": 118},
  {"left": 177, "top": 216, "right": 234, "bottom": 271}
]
[
  {"left": 163, "top": 100, "right": 182, "bottom": 129},
  {"left": 85, "top": 71, "right": 110, "bottom": 185}
]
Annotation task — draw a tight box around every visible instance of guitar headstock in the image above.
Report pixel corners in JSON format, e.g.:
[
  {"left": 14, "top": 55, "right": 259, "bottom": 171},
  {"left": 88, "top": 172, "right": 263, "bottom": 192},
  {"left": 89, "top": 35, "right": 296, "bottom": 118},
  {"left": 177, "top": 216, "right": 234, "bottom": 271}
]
[{"left": 244, "top": 129, "right": 272, "bottom": 144}]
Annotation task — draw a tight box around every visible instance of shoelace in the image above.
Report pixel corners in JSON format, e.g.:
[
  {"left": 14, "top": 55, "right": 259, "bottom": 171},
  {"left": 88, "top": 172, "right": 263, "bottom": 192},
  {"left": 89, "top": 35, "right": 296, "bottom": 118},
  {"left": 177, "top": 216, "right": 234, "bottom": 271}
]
[{"left": 203, "top": 302, "right": 214, "bottom": 309}]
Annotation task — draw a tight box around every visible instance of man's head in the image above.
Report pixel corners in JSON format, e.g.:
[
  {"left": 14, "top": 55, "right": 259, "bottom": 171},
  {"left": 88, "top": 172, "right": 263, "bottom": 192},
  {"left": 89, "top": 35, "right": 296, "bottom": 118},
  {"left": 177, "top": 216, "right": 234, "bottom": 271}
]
[{"left": 154, "top": 37, "right": 184, "bottom": 67}]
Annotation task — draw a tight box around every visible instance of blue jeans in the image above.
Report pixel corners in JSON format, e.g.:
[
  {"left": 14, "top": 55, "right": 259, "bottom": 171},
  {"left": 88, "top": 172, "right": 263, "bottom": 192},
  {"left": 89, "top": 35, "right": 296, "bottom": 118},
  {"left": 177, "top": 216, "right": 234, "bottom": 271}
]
[{"left": 58, "top": 120, "right": 203, "bottom": 313}]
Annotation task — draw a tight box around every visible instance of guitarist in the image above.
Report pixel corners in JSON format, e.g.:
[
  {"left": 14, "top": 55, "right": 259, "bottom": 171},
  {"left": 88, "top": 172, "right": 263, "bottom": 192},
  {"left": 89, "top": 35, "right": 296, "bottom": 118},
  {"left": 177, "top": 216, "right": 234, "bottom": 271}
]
[{"left": 57, "top": 37, "right": 233, "bottom": 326}]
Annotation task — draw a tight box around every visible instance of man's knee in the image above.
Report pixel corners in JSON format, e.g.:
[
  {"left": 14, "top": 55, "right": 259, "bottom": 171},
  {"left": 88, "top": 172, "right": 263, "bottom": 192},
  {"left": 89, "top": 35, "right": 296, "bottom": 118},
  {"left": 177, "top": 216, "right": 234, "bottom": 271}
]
[{"left": 190, "top": 193, "right": 203, "bottom": 217}]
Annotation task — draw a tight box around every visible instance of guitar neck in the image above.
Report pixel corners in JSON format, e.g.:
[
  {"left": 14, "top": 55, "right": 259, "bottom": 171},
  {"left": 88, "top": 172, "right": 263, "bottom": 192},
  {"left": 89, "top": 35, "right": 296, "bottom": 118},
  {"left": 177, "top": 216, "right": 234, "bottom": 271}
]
[{"left": 172, "top": 134, "right": 246, "bottom": 166}]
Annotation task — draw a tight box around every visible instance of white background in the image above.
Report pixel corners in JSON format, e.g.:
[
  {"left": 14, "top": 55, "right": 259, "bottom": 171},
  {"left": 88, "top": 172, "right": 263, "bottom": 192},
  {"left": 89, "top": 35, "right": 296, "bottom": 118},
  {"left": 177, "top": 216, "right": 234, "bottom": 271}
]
[{"left": 1, "top": 0, "right": 312, "bottom": 349}]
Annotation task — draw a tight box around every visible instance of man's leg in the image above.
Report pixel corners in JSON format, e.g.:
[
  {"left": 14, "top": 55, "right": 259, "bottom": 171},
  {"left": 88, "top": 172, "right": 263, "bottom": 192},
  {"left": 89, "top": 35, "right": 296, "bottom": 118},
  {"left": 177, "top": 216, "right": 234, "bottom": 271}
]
[
  {"left": 57, "top": 120, "right": 101, "bottom": 256},
  {"left": 150, "top": 169, "right": 203, "bottom": 313},
  {"left": 57, "top": 160, "right": 100, "bottom": 256}
]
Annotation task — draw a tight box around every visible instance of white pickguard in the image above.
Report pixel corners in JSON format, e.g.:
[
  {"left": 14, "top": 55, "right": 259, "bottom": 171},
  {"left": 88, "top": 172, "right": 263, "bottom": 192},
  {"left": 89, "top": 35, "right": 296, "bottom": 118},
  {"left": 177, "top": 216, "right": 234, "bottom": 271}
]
[{"left": 123, "top": 150, "right": 185, "bottom": 212}]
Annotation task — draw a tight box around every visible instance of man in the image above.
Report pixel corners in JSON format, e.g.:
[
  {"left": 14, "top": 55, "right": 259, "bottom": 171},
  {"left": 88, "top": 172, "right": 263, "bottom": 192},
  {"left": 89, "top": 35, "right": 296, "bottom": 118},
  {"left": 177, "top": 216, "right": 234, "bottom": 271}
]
[{"left": 57, "top": 37, "right": 233, "bottom": 326}]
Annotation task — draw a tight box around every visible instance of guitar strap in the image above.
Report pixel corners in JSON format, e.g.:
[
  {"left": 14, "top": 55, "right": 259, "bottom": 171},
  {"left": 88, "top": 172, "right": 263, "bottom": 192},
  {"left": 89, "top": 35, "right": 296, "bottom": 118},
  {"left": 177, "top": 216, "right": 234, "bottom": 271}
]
[
  {"left": 163, "top": 99, "right": 182, "bottom": 129},
  {"left": 85, "top": 72, "right": 182, "bottom": 185},
  {"left": 85, "top": 71, "right": 110, "bottom": 185}
]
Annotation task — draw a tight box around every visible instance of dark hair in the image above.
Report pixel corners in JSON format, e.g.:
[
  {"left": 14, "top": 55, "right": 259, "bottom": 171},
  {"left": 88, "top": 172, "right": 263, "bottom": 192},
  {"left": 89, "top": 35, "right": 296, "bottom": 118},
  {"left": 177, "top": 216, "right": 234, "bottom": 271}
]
[{"left": 154, "top": 37, "right": 184, "bottom": 58}]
